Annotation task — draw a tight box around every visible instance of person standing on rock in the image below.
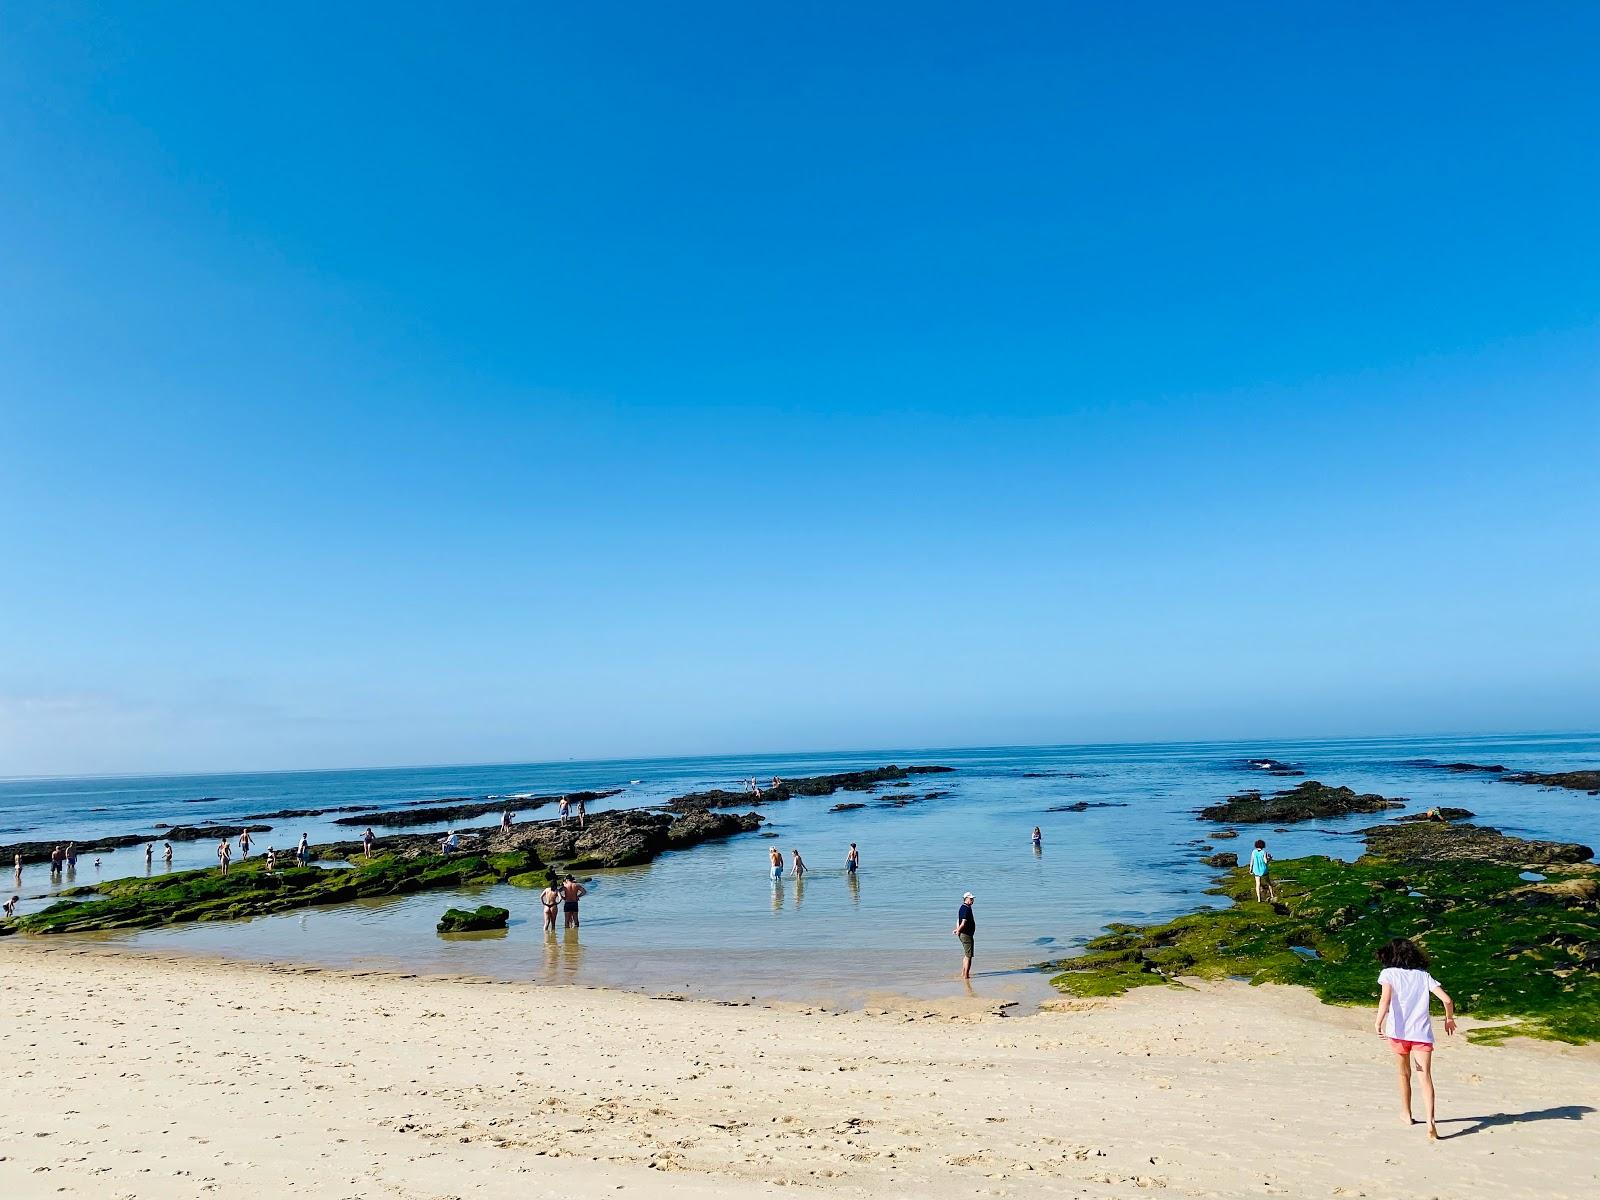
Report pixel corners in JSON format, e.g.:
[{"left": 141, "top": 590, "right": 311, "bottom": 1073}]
[
  {"left": 560, "top": 875, "right": 587, "bottom": 929},
  {"left": 575, "top": 796, "right": 587, "bottom": 828},
  {"left": 953, "top": 892, "right": 976, "bottom": 980},
  {"left": 297, "top": 832, "right": 310, "bottom": 866},
  {"left": 238, "top": 829, "right": 252, "bottom": 858},
  {"left": 539, "top": 881, "right": 561, "bottom": 932},
  {"left": 362, "top": 827, "right": 375, "bottom": 858},
  {"left": 1250, "top": 839, "right": 1276, "bottom": 902},
  {"left": 559, "top": 796, "right": 571, "bottom": 825},
  {"left": 500, "top": 809, "right": 512, "bottom": 833}
]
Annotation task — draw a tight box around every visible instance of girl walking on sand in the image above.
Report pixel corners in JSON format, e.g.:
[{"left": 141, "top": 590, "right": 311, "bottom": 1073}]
[{"left": 1374, "top": 937, "right": 1456, "bottom": 1139}]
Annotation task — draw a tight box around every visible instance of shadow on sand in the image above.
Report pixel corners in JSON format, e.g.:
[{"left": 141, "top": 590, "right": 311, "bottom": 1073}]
[{"left": 1438, "top": 1104, "right": 1594, "bottom": 1139}]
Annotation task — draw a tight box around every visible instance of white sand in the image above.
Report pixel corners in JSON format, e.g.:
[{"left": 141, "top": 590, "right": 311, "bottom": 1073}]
[{"left": 1, "top": 941, "right": 1596, "bottom": 1198}]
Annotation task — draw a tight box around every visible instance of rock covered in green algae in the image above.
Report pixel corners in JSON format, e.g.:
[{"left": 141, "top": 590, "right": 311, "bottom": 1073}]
[
  {"left": 1198, "top": 780, "right": 1405, "bottom": 824},
  {"left": 437, "top": 904, "right": 510, "bottom": 933},
  {"left": 1044, "top": 820, "right": 1600, "bottom": 1045},
  {"left": 1201, "top": 852, "right": 1239, "bottom": 868},
  {"left": 15, "top": 846, "right": 544, "bottom": 934}
]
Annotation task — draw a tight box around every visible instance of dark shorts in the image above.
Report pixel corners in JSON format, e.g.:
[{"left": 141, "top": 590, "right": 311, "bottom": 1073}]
[
  {"left": 563, "top": 902, "right": 579, "bottom": 913},
  {"left": 959, "top": 934, "right": 975, "bottom": 958},
  {"left": 846, "top": 862, "right": 857, "bottom": 873}
]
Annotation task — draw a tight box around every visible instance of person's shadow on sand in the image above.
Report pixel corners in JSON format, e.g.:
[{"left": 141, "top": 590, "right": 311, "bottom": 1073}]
[{"left": 1437, "top": 1104, "right": 1594, "bottom": 1139}]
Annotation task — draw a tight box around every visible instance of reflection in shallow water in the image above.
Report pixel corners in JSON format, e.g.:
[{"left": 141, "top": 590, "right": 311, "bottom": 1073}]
[{"left": 13, "top": 734, "right": 1600, "bottom": 1008}]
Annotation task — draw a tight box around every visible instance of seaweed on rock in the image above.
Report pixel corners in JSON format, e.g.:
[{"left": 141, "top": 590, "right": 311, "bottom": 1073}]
[{"left": 1044, "top": 821, "right": 1600, "bottom": 1044}]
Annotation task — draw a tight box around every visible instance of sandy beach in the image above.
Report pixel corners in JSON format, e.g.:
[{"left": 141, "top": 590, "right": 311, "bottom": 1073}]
[{"left": 1, "top": 943, "right": 1595, "bottom": 1199}]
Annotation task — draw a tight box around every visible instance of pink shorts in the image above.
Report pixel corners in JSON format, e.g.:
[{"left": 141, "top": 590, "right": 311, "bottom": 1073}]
[{"left": 1388, "top": 1038, "right": 1433, "bottom": 1055}]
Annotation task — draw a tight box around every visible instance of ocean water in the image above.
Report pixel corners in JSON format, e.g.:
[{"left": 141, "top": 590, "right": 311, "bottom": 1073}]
[{"left": 2, "top": 734, "right": 1596, "bottom": 1008}]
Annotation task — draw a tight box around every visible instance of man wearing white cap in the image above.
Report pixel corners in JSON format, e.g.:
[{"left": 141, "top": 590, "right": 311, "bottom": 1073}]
[{"left": 953, "top": 891, "right": 976, "bottom": 979}]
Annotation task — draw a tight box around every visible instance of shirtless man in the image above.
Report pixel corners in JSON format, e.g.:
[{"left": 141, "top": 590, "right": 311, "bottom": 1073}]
[
  {"left": 560, "top": 875, "right": 587, "bottom": 929},
  {"left": 238, "top": 829, "right": 252, "bottom": 858}
]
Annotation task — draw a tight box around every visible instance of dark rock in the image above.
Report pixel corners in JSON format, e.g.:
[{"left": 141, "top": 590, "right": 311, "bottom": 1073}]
[
  {"left": 334, "top": 791, "right": 618, "bottom": 828},
  {"left": 667, "top": 766, "right": 954, "bottom": 812},
  {"left": 1199, "top": 781, "right": 1405, "bottom": 824},
  {"left": 1211, "top": 829, "right": 1240, "bottom": 839},
  {"left": 0, "top": 835, "right": 148, "bottom": 866},
  {"left": 1500, "top": 770, "right": 1600, "bottom": 793},
  {"left": 1202, "top": 852, "right": 1239, "bottom": 869},
  {"left": 1395, "top": 808, "right": 1475, "bottom": 823},
  {"left": 1363, "top": 820, "right": 1594, "bottom": 867},
  {"left": 437, "top": 905, "right": 510, "bottom": 933},
  {"left": 1045, "top": 801, "right": 1129, "bottom": 813},
  {"left": 1404, "top": 760, "right": 1507, "bottom": 773},
  {"left": 829, "top": 803, "right": 867, "bottom": 813},
  {"left": 161, "top": 824, "right": 273, "bottom": 842}
]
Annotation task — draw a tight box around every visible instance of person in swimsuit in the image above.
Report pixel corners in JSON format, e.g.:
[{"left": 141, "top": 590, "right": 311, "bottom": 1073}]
[
  {"left": 559, "top": 797, "right": 571, "bottom": 825},
  {"left": 539, "top": 883, "right": 561, "bottom": 932},
  {"left": 500, "top": 809, "right": 512, "bottom": 832},
  {"left": 769, "top": 846, "right": 783, "bottom": 880},
  {"left": 143, "top": 843, "right": 154, "bottom": 869},
  {"left": 576, "top": 796, "right": 587, "bottom": 828},
  {"left": 791, "top": 848, "right": 808, "bottom": 877},
  {"left": 218, "top": 839, "right": 232, "bottom": 874},
  {"left": 265, "top": 848, "right": 276, "bottom": 873},
  {"left": 238, "top": 829, "right": 252, "bottom": 858},
  {"left": 66, "top": 844, "right": 77, "bottom": 870},
  {"left": 162, "top": 841, "right": 173, "bottom": 865},
  {"left": 362, "top": 827, "right": 375, "bottom": 858},
  {"left": 12, "top": 853, "right": 20, "bottom": 877},
  {"left": 297, "top": 833, "right": 310, "bottom": 866},
  {"left": 3, "top": 895, "right": 16, "bottom": 918},
  {"left": 1374, "top": 937, "right": 1456, "bottom": 1139},
  {"left": 1250, "top": 839, "right": 1276, "bottom": 902},
  {"left": 846, "top": 843, "right": 859, "bottom": 874},
  {"left": 1032, "top": 826, "right": 1042, "bottom": 850},
  {"left": 560, "top": 875, "right": 587, "bottom": 928}
]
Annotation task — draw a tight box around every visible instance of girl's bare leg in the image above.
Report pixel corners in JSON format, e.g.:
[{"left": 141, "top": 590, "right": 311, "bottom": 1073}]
[
  {"left": 1394, "top": 1050, "right": 1414, "bottom": 1124},
  {"left": 1415, "top": 1050, "right": 1437, "bottom": 1136}
]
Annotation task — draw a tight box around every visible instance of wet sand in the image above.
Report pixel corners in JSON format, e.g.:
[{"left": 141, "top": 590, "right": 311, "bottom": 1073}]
[{"left": 2, "top": 941, "right": 1596, "bottom": 1198}]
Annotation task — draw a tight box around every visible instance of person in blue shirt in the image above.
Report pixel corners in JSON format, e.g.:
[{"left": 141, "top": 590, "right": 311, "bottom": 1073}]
[
  {"left": 953, "top": 892, "right": 976, "bottom": 979},
  {"left": 1250, "top": 839, "right": 1275, "bottom": 902}
]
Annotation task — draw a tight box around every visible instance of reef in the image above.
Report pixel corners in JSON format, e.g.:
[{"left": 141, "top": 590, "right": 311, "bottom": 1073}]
[
  {"left": 1500, "top": 770, "right": 1600, "bottom": 794},
  {"left": 1044, "top": 819, "right": 1600, "bottom": 1044},
  {"left": 331, "top": 791, "right": 619, "bottom": 828},
  {"left": 666, "top": 765, "right": 953, "bottom": 812},
  {"left": 1045, "top": 801, "right": 1129, "bottom": 813},
  {"left": 5, "top": 806, "right": 763, "bottom": 935},
  {"left": 1403, "top": 760, "right": 1506, "bottom": 773},
  {"left": 437, "top": 904, "right": 510, "bottom": 933},
  {"left": 1198, "top": 780, "right": 1405, "bottom": 824}
]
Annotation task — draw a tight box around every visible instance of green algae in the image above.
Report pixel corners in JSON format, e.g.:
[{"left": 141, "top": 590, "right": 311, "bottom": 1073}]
[
  {"left": 12, "top": 847, "right": 544, "bottom": 935},
  {"left": 437, "top": 904, "right": 510, "bottom": 933},
  {"left": 1046, "top": 847, "right": 1600, "bottom": 1045}
]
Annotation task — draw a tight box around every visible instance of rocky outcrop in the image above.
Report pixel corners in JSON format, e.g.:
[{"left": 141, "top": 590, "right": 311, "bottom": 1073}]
[
  {"left": 1394, "top": 808, "right": 1474, "bottom": 823},
  {"left": 1199, "top": 781, "right": 1405, "bottom": 824},
  {"left": 437, "top": 904, "right": 510, "bottom": 933},
  {"left": 666, "top": 766, "right": 953, "bottom": 812},
  {"left": 1201, "top": 851, "right": 1239, "bottom": 868},
  {"left": 1501, "top": 770, "right": 1600, "bottom": 794},
  {"left": 1364, "top": 820, "right": 1593, "bottom": 866},
  {"left": 333, "top": 791, "right": 618, "bottom": 828}
]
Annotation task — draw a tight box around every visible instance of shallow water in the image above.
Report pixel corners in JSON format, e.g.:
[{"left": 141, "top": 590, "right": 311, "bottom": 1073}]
[{"left": 3, "top": 734, "right": 1596, "bottom": 1007}]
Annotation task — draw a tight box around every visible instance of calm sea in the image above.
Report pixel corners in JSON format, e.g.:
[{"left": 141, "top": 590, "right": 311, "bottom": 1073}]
[{"left": 3, "top": 734, "right": 1596, "bottom": 1008}]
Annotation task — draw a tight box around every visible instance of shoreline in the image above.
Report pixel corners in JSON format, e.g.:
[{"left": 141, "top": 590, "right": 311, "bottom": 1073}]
[{"left": 5, "top": 940, "right": 1597, "bottom": 1198}]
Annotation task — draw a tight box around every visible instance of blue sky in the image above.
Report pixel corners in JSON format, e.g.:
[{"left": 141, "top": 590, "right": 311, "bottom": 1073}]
[{"left": 2, "top": 3, "right": 1597, "bottom": 775}]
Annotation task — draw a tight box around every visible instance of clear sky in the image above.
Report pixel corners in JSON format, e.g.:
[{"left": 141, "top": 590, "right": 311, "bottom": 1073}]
[{"left": 2, "top": 4, "right": 1597, "bottom": 776}]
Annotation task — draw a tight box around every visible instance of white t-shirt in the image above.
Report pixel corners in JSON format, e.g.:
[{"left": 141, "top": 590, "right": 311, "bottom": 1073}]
[{"left": 1379, "top": 967, "right": 1438, "bottom": 1043}]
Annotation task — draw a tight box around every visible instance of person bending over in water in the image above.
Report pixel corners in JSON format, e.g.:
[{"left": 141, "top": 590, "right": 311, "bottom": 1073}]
[
  {"left": 561, "top": 875, "right": 587, "bottom": 928},
  {"left": 769, "top": 846, "right": 783, "bottom": 880},
  {"left": 3, "top": 895, "right": 17, "bottom": 918},
  {"left": 1249, "top": 839, "right": 1276, "bottom": 902},
  {"left": 791, "top": 848, "right": 807, "bottom": 877},
  {"left": 540, "top": 882, "right": 561, "bottom": 932},
  {"left": 845, "top": 843, "right": 859, "bottom": 874},
  {"left": 1374, "top": 936, "right": 1456, "bottom": 1139}
]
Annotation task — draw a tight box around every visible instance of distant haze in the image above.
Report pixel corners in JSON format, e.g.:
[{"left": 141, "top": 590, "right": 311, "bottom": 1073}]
[{"left": 2, "top": 6, "right": 1597, "bottom": 776}]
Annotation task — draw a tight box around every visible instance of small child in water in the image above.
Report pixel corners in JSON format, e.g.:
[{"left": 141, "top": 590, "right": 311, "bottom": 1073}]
[
  {"left": 1249, "top": 839, "right": 1275, "bottom": 902},
  {"left": 3, "top": 895, "right": 17, "bottom": 918},
  {"left": 1374, "top": 937, "right": 1456, "bottom": 1139}
]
